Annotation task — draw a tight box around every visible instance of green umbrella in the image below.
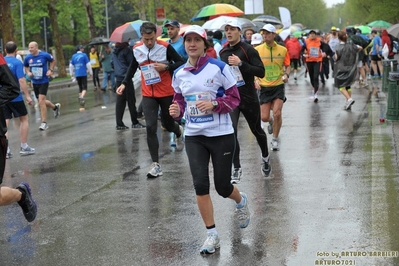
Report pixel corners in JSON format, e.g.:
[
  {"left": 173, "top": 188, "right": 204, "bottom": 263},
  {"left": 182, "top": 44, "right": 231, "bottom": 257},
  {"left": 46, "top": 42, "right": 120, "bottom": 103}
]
[
  {"left": 293, "top": 31, "right": 302, "bottom": 38},
  {"left": 368, "top": 20, "right": 392, "bottom": 29},
  {"left": 355, "top": 25, "right": 371, "bottom": 34}
]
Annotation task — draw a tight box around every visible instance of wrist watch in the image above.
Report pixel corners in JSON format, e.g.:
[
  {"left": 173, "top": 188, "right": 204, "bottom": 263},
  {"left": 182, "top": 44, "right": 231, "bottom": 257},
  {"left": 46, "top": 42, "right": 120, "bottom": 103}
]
[
  {"left": 238, "top": 61, "right": 243, "bottom": 67},
  {"left": 165, "top": 64, "right": 170, "bottom": 70},
  {"left": 211, "top": 101, "right": 218, "bottom": 109}
]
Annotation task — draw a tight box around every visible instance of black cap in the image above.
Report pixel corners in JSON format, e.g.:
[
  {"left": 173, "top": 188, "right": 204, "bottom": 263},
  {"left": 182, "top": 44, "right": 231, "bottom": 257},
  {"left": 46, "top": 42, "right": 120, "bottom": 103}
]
[
  {"left": 309, "top": 29, "right": 316, "bottom": 34},
  {"left": 164, "top": 20, "right": 180, "bottom": 28},
  {"left": 76, "top": 45, "right": 84, "bottom": 51}
]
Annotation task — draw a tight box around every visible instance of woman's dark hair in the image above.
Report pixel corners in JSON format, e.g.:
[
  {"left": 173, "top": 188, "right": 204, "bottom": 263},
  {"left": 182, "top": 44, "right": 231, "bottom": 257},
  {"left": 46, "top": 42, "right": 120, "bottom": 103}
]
[{"left": 140, "top": 22, "right": 157, "bottom": 35}]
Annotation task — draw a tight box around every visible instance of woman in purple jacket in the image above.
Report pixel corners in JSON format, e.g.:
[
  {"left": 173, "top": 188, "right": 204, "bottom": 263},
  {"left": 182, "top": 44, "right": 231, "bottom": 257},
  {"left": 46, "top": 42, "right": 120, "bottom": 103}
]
[{"left": 169, "top": 25, "right": 251, "bottom": 255}]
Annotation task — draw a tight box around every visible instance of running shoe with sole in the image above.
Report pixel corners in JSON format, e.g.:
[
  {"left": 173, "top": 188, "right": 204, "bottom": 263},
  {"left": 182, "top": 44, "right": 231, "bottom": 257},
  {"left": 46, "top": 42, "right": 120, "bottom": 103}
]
[
  {"left": 261, "top": 160, "right": 271, "bottom": 177},
  {"left": 231, "top": 168, "right": 242, "bottom": 184},
  {"left": 54, "top": 103, "right": 61, "bottom": 118},
  {"left": 147, "top": 162, "right": 163, "bottom": 178},
  {"left": 200, "top": 233, "right": 220, "bottom": 254},
  {"left": 267, "top": 118, "right": 273, "bottom": 135},
  {"left": 20, "top": 146, "right": 36, "bottom": 156},
  {"left": 271, "top": 138, "right": 279, "bottom": 151},
  {"left": 16, "top": 182, "right": 37, "bottom": 222},
  {"left": 345, "top": 99, "right": 355, "bottom": 110},
  {"left": 314, "top": 94, "right": 318, "bottom": 103},
  {"left": 132, "top": 122, "right": 146, "bottom": 129},
  {"left": 78, "top": 97, "right": 85, "bottom": 107},
  {"left": 175, "top": 125, "right": 184, "bottom": 151},
  {"left": 39, "top": 122, "right": 48, "bottom": 131},
  {"left": 6, "top": 152, "right": 13, "bottom": 159},
  {"left": 235, "top": 192, "right": 250, "bottom": 228},
  {"left": 116, "top": 125, "right": 129, "bottom": 130}
]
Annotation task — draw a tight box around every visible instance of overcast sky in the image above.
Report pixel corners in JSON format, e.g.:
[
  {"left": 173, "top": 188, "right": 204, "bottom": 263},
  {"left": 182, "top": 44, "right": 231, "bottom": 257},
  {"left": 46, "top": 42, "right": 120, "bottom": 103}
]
[{"left": 324, "top": 0, "right": 345, "bottom": 8}]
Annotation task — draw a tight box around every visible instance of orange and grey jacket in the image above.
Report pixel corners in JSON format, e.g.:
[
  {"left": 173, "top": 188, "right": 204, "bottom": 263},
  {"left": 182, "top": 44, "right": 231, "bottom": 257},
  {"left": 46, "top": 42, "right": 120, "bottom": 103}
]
[{"left": 123, "top": 39, "right": 184, "bottom": 98}]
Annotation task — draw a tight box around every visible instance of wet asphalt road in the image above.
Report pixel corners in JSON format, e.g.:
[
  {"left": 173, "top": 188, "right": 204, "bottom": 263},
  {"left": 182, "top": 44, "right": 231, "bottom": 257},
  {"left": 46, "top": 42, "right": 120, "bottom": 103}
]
[{"left": 1, "top": 69, "right": 399, "bottom": 266}]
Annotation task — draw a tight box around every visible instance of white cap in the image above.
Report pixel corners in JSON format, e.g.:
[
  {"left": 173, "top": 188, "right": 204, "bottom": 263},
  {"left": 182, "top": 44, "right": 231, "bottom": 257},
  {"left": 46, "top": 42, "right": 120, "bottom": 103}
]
[
  {"left": 183, "top": 25, "right": 207, "bottom": 39},
  {"left": 261, "top": 24, "right": 276, "bottom": 33},
  {"left": 251, "top": 33, "right": 263, "bottom": 45},
  {"left": 221, "top": 19, "right": 242, "bottom": 31}
]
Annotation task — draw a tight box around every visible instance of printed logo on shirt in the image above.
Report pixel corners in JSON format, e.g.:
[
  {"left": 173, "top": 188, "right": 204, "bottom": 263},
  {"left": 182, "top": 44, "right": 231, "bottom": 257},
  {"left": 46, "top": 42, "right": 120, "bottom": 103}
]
[
  {"left": 181, "top": 81, "right": 193, "bottom": 91},
  {"left": 203, "top": 78, "right": 214, "bottom": 87}
]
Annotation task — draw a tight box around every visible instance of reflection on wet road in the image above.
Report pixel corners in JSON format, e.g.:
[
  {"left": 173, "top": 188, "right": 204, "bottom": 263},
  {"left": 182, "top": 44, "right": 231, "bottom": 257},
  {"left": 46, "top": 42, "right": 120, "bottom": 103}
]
[{"left": 0, "top": 72, "right": 399, "bottom": 265}]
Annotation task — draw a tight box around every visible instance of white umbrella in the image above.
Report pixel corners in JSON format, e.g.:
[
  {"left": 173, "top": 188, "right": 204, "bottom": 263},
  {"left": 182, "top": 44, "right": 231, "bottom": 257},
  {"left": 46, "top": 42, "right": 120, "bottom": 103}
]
[
  {"left": 387, "top": 23, "right": 399, "bottom": 38},
  {"left": 202, "top": 16, "right": 256, "bottom": 31},
  {"left": 279, "top": 28, "right": 291, "bottom": 41}
]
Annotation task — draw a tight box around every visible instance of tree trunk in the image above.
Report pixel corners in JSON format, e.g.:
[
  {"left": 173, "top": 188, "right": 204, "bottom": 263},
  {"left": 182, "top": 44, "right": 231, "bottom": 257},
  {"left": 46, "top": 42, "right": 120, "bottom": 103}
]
[
  {"left": 47, "top": 1, "right": 66, "bottom": 78},
  {"left": 137, "top": 0, "right": 147, "bottom": 21},
  {"left": 0, "top": 0, "right": 13, "bottom": 46},
  {"left": 83, "top": 0, "right": 96, "bottom": 39}
]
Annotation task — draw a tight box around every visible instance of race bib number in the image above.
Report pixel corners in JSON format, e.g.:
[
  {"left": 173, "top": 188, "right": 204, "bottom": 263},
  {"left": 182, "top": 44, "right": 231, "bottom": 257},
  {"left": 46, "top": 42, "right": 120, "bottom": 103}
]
[
  {"left": 230, "top": 66, "right": 245, "bottom": 87},
  {"left": 31, "top": 67, "right": 43, "bottom": 80},
  {"left": 90, "top": 58, "right": 97, "bottom": 65},
  {"left": 141, "top": 64, "right": 161, "bottom": 85},
  {"left": 185, "top": 93, "right": 214, "bottom": 123},
  {"left": 264, "top": 64, "right": 280, "bottom": 82},
  {"left": 309, "top": 47, "right": 319, "bottom": 58}
]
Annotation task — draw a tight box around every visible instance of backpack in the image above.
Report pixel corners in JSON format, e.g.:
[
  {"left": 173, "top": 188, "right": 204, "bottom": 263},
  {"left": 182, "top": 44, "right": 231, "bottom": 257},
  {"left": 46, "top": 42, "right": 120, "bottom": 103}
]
[
  {"left": 388, "top": 34, "right": 398, "bottom": 54},
  {"left": 393, "top": 41, "right": 399, "bottom": 54},
  {"left": 349, "top": 34, "right": 370, "bottom": 49}
]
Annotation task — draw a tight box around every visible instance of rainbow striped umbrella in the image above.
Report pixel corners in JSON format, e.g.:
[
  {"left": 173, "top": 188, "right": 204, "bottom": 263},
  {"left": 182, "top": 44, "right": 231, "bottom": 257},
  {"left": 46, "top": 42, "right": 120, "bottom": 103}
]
[
  {"left": 110, "top": 20, "right": 162, "bottom": 43},
  {"left": 191, "top": 3, "right": 244, "bottom": 21},
  {"left": 110, "top": 20, "right": 147, "bottom": 43}
]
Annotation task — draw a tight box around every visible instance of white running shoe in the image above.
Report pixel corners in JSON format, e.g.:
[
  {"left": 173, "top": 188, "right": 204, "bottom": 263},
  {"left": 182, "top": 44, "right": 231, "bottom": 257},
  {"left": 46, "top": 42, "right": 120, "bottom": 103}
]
[
  {"left": 345, "top": 99, "right": 355, "bottom": 110},
  {"left": 39, "top": 122, "right": 48, "bottom": 131},
  {"left": 235, "top": 192, "right": 250, "bottom": 228},
  {"left": 147, "top": 162, "right": 163, "bottom": 178},
  {"left": 20, "top": 146, "right": 36, "bottom": 156},
  {"left": 271, "top": 138, "right": 279, "bottom": 151},
  {"left": 200, "top": 233, "right": 220, "bottom": 254},
  {"left": 175, "top": 125, "right": 184, "bottom": 151},
  {"left": 231, "top": 168, "right": 242, "bottom": 184},
  {"left": 54, "top": 103, "right": 61, "bottom": 118}
]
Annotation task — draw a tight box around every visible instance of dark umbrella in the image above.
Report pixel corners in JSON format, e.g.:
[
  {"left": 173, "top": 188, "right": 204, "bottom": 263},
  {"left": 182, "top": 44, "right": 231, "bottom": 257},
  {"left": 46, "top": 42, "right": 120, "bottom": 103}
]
[
  {"left": 88, "top": 37, "right": 111, "bottom": 46},
  {"left": 253, "top": 15, "right": 282, "bottom": 26}
]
